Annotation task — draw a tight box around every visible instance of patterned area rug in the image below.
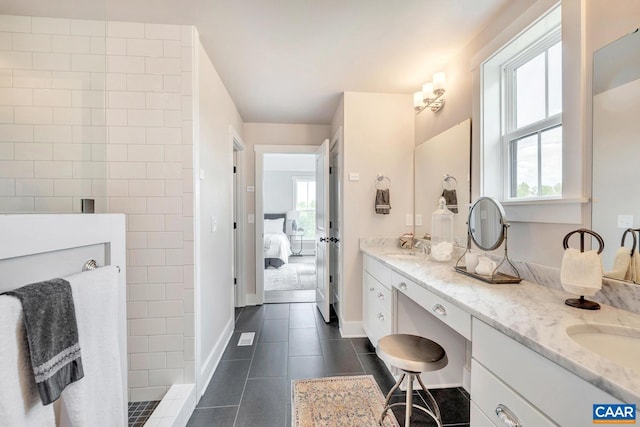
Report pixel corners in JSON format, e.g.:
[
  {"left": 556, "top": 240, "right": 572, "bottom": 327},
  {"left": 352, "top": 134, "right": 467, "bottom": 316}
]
[
  {"left": 264, "top": 258, "right": 316, "bottom": 291},
  {"left": 292, "top": 375, "right": 399, "bottom": 427}
]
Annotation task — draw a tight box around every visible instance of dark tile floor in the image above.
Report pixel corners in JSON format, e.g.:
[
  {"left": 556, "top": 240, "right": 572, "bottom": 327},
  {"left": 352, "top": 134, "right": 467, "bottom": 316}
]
[
  {"left": 128, "top": 400, "right": 160, "bottom": 426},
  {"left": 187, "top": 303, "right": 470, "bottom": 427}
]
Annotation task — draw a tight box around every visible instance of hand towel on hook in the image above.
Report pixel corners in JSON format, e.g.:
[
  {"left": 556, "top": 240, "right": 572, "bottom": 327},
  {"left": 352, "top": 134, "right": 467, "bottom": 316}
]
[{"left": 375, "top": 189, "right": 391, "bottom": 214}]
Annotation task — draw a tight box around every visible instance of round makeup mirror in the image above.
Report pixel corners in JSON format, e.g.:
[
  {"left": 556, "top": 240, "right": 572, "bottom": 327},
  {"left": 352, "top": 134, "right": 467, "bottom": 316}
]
[
  {"left": 456, "top": 196, "right": 521, "bottom": 284},
  {"left": 468, "top": 197, "right": 506, "bottom": 251}
]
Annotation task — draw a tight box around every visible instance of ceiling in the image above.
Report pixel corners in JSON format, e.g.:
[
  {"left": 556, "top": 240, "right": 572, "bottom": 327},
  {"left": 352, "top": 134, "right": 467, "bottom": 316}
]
[{"left": 2, "top": 0, "right": 509, "bottom": 124}]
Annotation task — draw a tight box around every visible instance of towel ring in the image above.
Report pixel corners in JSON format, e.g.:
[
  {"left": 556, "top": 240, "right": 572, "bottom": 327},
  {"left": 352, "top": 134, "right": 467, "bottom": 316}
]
[
  {"left": 562, "top": 228, "right": 605, "bottom": 254},
  {"left": 442, "top": 174, "right": 457, "bottom": 191},
  {"left": 376, "top": 174, "right": 391, "bottom": 190},
  {"left": 621, "top": 228, "right": 638, "bottom": 255}
]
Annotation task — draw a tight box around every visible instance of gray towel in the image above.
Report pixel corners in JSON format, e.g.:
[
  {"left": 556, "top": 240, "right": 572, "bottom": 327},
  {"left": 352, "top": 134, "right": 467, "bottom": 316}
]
[
  {"left": 375, "top": 189, "right": 391, "bottom": 214},
  {"left": 441, "top": 189, "right": 458, "bottom": 213},
  {"left": 3, "top": 278, "right": 84, "bottom": 405}
]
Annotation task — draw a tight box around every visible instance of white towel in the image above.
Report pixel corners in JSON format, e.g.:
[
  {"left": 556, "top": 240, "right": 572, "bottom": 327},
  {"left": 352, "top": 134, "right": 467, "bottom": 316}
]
[
  {"left": 58, "top": 266, "right": 125, "bottom": 427},
  {"left": 0, "top": 296, "right": 55, "bottom": 426},
  {"left": 560, "top": 248, "right": 603, "bottom": 297},
  {"left": 605, "top": 247, "right": 634, "bottom": 281}
]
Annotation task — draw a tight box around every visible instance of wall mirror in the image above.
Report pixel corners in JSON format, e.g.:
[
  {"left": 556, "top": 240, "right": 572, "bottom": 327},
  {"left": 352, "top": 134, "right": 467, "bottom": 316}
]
[
  {"left": 592, "top": 28, "right": 640, "bottom": 284},
  {"left": 456, "top": 197, "right": 521, "bottom": 284},
  {"left": 414, "top": 118, "right": 471, "bottom": 246}
]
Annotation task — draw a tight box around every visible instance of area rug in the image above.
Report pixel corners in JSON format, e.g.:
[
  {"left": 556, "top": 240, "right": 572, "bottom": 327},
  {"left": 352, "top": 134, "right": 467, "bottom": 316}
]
[
  {"left": 292, "top": 375, "right": 399, "bottom": 427},
  {"left": 264, "top": 258, "right": 316, "bottom": 291}
]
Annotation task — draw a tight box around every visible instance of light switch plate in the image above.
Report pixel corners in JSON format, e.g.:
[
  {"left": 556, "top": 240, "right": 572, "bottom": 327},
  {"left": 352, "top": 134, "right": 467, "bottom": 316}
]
[
  {"left": 618, "top": 214, "right": 634, "bottom": 228},
  {"left": 405, "top": 214, "right": 413, "bottom": 226},
  {"left": 349, "top": 172, "right": 359, "bottom": 181},
  {"left": 415, "top": 214, "right": 423, "bottom": 226},
  {"left": 248, "top": 214, "right": 255, "bottom": 224},
  {"left": 247, "top": 186, "right": 255, "bottom": 192}
]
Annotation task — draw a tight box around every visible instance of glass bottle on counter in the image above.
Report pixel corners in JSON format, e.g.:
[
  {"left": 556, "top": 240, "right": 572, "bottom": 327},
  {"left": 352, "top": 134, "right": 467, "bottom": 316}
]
[{"left": 431, "top": 197, "right": 454, "bottom": 261}]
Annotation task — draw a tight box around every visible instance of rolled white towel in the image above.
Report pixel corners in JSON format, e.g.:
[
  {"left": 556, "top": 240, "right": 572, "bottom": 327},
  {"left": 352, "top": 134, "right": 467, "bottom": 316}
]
[
  {"left": 560, "top": 248, "right": 603, "bottom": 297},
  {"left": 604, "top": 247, "right": 633, "bottom": 281}
]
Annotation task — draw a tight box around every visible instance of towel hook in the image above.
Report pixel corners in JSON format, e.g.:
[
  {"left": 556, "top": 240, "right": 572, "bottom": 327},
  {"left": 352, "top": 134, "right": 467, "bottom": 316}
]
[
  {"left": 376, "top": 174, "right": 391, "bottom": 190},
  {"left": 562, "top": 228, "right": 605, "bottom": 254},
  {"left": 442, "top": 174, "right": 457, "bottom": 191}
]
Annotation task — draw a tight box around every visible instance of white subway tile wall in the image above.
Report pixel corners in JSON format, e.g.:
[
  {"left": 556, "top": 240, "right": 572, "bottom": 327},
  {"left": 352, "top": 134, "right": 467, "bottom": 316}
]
[{"left": 0, "top": 15, "right": 196, "bottom": 401}]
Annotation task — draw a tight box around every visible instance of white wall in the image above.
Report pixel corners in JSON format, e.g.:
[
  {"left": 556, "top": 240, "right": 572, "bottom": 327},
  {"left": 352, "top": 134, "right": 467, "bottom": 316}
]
[
  {"left": 0, "top": 14, "right": 107, "bottom": 212},
  {"left": 264, "top": 170, "right": 313, "bottom": 214},
  {"left": 241, "top": 123, "right": 330, "bottom": 297},
  {"left": 338, "top": 92, "right": 415, "bottom": 327},
  {"left": 195, "top": 39, "right": 243, "bottom": 395},
  {"left": 414, "top": 0, "right": 597, "bottom": 268},
  {"left": 0, "top": 14, "right": 197, "bottom": 402}
]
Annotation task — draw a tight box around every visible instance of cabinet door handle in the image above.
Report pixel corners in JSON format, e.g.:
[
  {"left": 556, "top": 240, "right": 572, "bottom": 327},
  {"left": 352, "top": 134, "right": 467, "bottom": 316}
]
[
  {"left": 369, "top": 287, "right": 375, "bottom": 291},
  {"left": 399, "top": 282, "right": 408, "bottom": 290},
  {"left": 495, "top": 404, "right": 521, "bottom": 427},
  {"left": 377, "top": 292, "right": 384, "bottom": 300},
  {"left": 432, "top": 304, "right": 447, "bottom": 316},
  {"left": 377, "top": 313, "right": 385, "bottom": 321}
]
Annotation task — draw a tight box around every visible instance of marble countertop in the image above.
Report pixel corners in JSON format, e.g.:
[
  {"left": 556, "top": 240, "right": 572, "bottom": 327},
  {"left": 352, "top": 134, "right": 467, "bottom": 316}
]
[{"left": 360, "top": 239, "right": 640, "bottom": 405}]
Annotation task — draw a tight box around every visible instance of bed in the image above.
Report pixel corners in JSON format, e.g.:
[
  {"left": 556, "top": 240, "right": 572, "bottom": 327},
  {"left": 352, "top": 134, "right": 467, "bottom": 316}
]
[{"left": 264, "top": 213, "right": 292, "bottom": 268}]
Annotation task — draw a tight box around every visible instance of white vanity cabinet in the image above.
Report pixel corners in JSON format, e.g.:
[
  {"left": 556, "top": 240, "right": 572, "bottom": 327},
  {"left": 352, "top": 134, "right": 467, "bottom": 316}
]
[
  {"left": 471, "top": 318, "right": 622, "bottom": 426},
  {"left": 362, "top": 255, "right": 393, "bottom": 346}
]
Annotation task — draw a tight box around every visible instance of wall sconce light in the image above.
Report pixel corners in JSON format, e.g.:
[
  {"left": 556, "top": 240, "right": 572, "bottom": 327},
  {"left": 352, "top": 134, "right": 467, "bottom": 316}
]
[{"left": 413, "top": 72, "right": 446, "bottom": 113}]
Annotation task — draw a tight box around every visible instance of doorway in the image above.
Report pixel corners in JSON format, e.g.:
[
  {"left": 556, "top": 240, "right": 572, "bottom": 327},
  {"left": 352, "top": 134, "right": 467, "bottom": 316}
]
[
  {"left": 262, "top": 153, "right": 317, "bottom": 303},
  {"left": 255, "top": 145, "right": 321, "bottom": 305}
]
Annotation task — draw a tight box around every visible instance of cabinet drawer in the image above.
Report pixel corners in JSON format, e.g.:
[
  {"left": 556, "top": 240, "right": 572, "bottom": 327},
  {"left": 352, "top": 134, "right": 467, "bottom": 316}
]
[
  {"left": 363, "top": 272, "right": 392, "bottom": 346},
  {"left": 363, "top": 255, "right": 392, "bottom": 290},
  {"left": 391, "top": 271, "right": 471, "bottom": 340},
  {"left": 472, "top": 318, "right": 622, "bottom": 426},
  {"left": 470, "top": 402, "right": 496, "bottom": 427},
  {"left": 471, "top": 360, "right": 556, "bottom": 427}
]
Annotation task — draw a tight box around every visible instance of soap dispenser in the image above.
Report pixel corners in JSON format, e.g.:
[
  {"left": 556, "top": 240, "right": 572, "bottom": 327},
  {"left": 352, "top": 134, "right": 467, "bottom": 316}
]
[{"left": 431, "top": 197, "right": 454, "bottom": 261}]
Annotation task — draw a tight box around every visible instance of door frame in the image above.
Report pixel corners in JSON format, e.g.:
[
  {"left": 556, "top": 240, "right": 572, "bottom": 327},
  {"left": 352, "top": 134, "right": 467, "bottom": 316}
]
[
  {"left": 231, "top": 125, "right": 246, "bottom": 307},
  {"left": 329, "top": 127, "right": 343, "bottom": 321},
  {"left": 254, "top": 145, "right": 319, "bottom": 305}
]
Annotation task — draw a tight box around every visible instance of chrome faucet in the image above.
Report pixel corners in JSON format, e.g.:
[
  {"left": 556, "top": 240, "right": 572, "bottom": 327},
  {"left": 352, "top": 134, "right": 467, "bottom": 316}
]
[{"left": 414, "top": 239, "right": 431, "bottom": 254}]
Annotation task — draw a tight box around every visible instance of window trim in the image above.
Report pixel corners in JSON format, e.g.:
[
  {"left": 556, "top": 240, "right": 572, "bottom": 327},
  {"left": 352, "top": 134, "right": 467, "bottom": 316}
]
[{"left": 477, "top": 2, "right": 587, "bottom": 224}]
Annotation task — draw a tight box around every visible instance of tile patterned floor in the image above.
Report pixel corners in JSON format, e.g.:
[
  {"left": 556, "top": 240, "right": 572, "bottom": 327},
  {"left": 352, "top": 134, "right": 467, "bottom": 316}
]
[
  {"left": 187, "top": 303, "right": 470, "bottom": 427},
  {"left": 128, "top": 400, "right": 160, "bottom": 426}
]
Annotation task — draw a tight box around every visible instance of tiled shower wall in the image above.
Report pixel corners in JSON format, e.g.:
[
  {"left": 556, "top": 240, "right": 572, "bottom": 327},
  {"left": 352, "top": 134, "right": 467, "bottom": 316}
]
[{"left": 0, "top": 14, "right": 196, "bottom": 401}]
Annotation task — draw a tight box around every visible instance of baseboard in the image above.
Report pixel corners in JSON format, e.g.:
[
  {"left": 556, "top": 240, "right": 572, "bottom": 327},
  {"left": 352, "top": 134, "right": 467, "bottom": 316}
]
[
  {"left": 198, "top": 317, "right": 234, "bottom": 398},
  {"left": 339, "top": 319, "right": 365, "bottom": 338}
]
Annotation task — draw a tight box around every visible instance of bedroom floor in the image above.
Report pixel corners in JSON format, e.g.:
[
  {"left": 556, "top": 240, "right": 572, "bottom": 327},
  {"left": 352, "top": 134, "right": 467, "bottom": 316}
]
[{"left": 265, "top": 256, "right": 316, "bottom": 303}]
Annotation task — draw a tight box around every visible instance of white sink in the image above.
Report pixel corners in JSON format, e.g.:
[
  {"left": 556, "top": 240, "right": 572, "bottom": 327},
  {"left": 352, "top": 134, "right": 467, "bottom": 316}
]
[
  {"left": 382, "top": 251, "right": 427, "bottom": 261},
  {"left": 566, "top": 324, "right": 640, "bottom": 372}
]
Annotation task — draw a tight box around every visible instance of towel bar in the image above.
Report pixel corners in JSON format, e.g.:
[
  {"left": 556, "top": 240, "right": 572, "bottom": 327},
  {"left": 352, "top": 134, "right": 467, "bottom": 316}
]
[{"left": 82, "top": 259, "right": 120, "bottom": 273}]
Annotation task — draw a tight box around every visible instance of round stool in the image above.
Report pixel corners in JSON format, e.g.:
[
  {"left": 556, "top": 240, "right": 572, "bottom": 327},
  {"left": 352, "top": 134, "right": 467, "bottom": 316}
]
[{"left": 376, "top": 334, "right": 448, "bottom": 427}]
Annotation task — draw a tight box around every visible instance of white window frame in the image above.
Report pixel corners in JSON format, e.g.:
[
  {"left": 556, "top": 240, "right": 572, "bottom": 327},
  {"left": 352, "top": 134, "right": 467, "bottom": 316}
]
[
  {"left": 292, "top": 175, "right": 315, "bottom": 238},
  {"left": 476, "top": 2, "right": 587, "bottom": 224},
  {"left": 502, "top": 29, "right": 562, "bottom": 200}
]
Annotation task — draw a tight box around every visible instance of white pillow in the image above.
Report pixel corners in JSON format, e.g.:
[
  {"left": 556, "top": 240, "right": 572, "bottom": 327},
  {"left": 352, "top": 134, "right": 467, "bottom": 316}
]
[{"left": 264, "top": 218, "right": 285, "bottom": 234}]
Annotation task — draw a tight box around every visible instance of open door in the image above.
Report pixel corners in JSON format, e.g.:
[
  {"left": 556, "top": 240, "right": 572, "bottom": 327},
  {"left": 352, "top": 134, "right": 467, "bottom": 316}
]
[{"left": 315, "top": 139, "right": 331, "bottom": 322}]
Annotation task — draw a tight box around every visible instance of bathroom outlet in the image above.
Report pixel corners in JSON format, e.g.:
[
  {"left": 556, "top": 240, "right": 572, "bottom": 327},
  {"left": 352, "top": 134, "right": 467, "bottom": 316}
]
[{"left": 617, "top": 214, "right": 634, "bottom": 229}]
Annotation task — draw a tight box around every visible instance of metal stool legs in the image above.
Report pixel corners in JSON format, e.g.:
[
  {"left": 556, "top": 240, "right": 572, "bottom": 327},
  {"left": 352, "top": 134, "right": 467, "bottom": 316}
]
[{"left": 379, "top": 371, "right": 442, "bottom": 427}]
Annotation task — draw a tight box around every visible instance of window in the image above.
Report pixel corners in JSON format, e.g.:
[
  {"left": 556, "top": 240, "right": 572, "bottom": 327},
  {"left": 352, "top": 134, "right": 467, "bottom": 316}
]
[
  {"left": 480, "top": 4, "right": 563, "bottom": 203},
  {"left": 504, "top": 36, "right": 562, "bottom": 199},
  {"left": 293, "top": 176, "right": 315, "bottom": 239}
]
